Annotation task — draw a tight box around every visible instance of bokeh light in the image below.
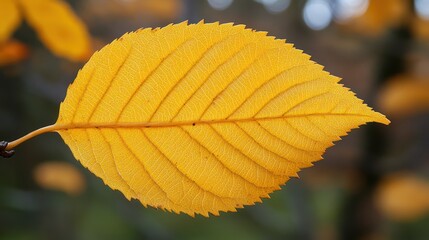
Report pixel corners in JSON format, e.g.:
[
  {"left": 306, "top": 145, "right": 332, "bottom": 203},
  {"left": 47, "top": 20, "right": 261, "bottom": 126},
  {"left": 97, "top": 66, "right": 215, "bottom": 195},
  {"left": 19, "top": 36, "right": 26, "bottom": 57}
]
[
  {"left": 207, "top": 0, "right": 234, "bottom": 10},
  {"left": 254, "top": 0, "right": 291, "bottom": 14},
  {"left": 303, "top": 0, "right": 333, "bottom": 30},
  {"left": 415, "top": 0, "right": 429, "bottom": 19},
  {"left": 334, "top": 0, "right": 368, "bottom": 22}
]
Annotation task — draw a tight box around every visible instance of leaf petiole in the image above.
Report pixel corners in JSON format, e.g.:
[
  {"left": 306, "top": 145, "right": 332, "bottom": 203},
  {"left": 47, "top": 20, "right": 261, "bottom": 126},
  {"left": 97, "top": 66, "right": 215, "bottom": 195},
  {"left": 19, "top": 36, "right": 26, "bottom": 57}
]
[{"left": 1, "top": 124, "right": 57, "bottom": 157}]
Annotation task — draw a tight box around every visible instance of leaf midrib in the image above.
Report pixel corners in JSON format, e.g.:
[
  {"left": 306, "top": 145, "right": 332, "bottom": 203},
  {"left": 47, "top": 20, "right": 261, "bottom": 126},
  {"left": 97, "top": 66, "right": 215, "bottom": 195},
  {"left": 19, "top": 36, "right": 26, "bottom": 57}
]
[
  {"left": 54, "top": 113, "right": 380, "bottom": 131},
  {"left": 5, "top": 112, "right": 384, "bottom": 151}
]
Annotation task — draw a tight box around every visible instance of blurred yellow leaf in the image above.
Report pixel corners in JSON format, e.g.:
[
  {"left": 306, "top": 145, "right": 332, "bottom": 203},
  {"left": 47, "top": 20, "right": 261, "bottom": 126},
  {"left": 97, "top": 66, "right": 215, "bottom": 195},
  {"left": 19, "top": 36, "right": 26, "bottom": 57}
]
[
  {"left": 345, "top": 0, "right": 408, "bottom": 35},
  {"left": 0, "top": 0, "right": 21, "bottom": 42},
  {"left": 377, "top": 75, "right": 429, "bottom": 116},
  {"left": 34, "top": 161, "right": 86, "bottom": 195},
  {"left": 0, "top": 0, "right": 91, "bottom": 61},
  {"left": 0, "top": 40, "right": 29, "bottom": 66},
  {"left": 412, "top": 16, "right": 429, "bottom": 40},
  {"left": 375, "top": 173, "right": 429, "bottom": 221},
  {"left": 86, "top": 0, "right": 183, "bottom": 20},
  {"left": 19, "top": 0, "right": 91, "bottom": 61},
  {"left": 139, "top": 0, "right": 183, "bottom": 19}
]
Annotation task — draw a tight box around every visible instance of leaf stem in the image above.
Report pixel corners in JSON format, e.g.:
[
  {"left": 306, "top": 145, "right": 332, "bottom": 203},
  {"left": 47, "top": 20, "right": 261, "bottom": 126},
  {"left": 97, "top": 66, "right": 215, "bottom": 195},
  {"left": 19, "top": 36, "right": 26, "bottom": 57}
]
[{"left": 5, "top": 124, "right": 57, "bottom": 151}]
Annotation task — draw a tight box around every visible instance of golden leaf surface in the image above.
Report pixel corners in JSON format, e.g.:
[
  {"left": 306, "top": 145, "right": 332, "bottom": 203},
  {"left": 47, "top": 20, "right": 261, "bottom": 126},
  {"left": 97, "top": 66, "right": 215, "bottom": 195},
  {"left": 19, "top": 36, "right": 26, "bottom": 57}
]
[
  {"left": 19, "top": 0, "right": 91, "bottom": 61},
  {"left": 54, "top": 22, "right": 389, "bottom": 216},
  {"left": 0, "top": 0, "right": 21, "bottom": 42}
]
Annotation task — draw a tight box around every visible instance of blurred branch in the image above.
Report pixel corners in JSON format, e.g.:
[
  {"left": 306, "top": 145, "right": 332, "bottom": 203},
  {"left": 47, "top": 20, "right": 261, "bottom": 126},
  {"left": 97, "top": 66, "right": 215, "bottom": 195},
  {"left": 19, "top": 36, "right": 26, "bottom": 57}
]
[{"left": 339, "top": 5, "right": 414, "bottom": 240}]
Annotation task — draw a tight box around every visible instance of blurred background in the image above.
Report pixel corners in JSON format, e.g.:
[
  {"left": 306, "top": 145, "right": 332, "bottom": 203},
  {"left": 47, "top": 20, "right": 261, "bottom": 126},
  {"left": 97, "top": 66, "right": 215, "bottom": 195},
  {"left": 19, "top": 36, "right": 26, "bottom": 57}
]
[{"left": 1, "top": 0, "right": 429, "bottom": 239}]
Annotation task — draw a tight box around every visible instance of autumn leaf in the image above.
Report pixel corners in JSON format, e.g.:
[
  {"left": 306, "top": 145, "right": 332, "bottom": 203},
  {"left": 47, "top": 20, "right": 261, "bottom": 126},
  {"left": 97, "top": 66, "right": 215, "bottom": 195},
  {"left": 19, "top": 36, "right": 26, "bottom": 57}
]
[
  {"left": 139, "top": 0, "right": 183, "bottom": 19},
  {"left": 340, "top": 0, "right": 429, "bottom": 40},
  {"left": 0, "top": 40, "right": 29, "bottom": 66},
  {"left": 0, "top": 0, "right": 21, "bottom": 42},
  {"left": 34, "top": 161, "right": 86, "bottom": 196},
  {"left": 0, "top": 0, "right": 91, "bottom": 61},
  {"left": 3, "top": 22, "right": 389, "bottom": 216},
  {"left": 375, "top": 173, "right": 429, "bottom": 221},
  {"left": 377, "top": 75, "right": 429, "bottom": 116},
  {"left": 342, "top": 0, "right": 408, "bottom": 36},
  {"left": 412, "top": 16, "right": 429, "bottom": 40},
  {"left": 86, "top": 0, "right": 183, "bottom": 20}
]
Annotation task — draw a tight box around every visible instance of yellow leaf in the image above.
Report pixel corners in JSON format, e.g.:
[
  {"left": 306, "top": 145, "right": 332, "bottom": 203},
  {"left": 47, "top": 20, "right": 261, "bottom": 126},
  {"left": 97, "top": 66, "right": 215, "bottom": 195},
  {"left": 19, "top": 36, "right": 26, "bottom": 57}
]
[
  {"left": 34, "top": 161, "right": 86, "bottom": 196},
  {"left": 83, "top": 0, "right": 183, "bottom": 21},
  {"left": 375, "top": 173, "right": 429, "bottom": 221},
  {"left": 0, "top": 40, "right": 29, "bottom": 66},
  {"left": 0, "top": 0, "right": 21, "bottom": 42},
  {"left": 5, "top": 22, "right": 389, "bottom": 216},
  {"left": 377, "top": 75, "right": 429, "bottom": 116},
  {"left": 139, "top": 0, "right": 183, "bottom": 19},
  {"left": 412, "top": 16, "right": 429, "bottom": 40},
  {"left": 19, "top": 0, "right": 91, "bottom": 61},
  {"left": 345, "top": 0, "right": 408, "bottom": 36}
]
